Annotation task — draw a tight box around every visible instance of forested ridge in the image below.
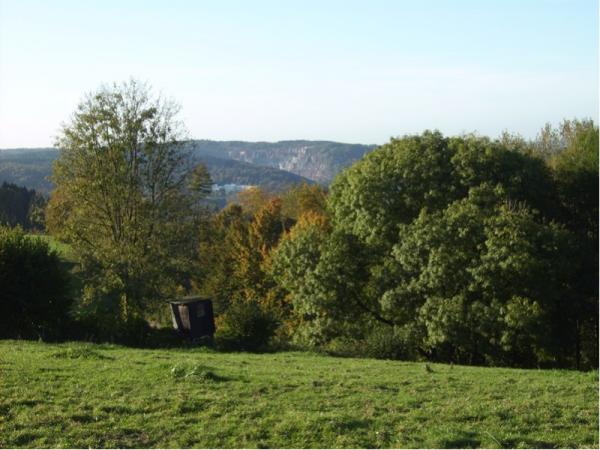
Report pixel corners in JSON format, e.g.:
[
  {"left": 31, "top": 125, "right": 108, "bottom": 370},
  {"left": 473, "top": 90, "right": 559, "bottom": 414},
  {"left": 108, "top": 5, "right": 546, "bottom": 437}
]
[
  {"left": 186, "top": 140, "right": 376, "bottom": 183},
  {"left": 0, "top": 139, "right": 369, "bottom": 194},
  {"left": 0, "top": 148, "right": 57, "bottom": 193}
]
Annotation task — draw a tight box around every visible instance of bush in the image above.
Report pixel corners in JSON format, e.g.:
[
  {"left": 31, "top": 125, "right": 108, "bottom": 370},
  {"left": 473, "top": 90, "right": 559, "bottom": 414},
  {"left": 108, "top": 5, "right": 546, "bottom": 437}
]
[
  {"left": 68, "top": 311, "right": 182, "bottom": 347},
  {"left": 215, "top": 301, "right": 278, "bottom": 351},
  {"left": 0, "top": 226, "right": 72, "bottom": 340},
  {"left": 361, "top": 326, "right": 416, "bottom": 360},
  {"left": 322, "top": 326, "right": 417, "bottom": 361}
]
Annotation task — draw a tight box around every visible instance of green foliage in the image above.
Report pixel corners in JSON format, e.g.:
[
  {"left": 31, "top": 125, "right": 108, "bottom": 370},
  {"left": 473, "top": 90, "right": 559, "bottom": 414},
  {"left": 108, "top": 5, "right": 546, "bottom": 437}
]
[
  {"left": 196, "top": 198, "right": 293, "bottom": 349},
  {"left": 30, "top": 234, "right": 76, "bottom": 262},
  {"left": 215, "top": 301, "right": 278, "bottom": 351},
  {"left": 195, "top": 197, "right": 292, "bottom": 311},
  {"left": 233, "top": 186, "right": 274, "bottom": 217},
  {"left": 49, "top": 80, "right": 201, "bottom": 328},
  {"left": 195, "top": 204, "right": 247, "bottom": 313},
  {"left": 548, "top": 119, "right": 599, "bottom": 368},
  {"left": 0, "top": 226, "right": 71, "bottom": 339},
  {"left": 328, "top": 131, "right": 555, "bottom": 250},
  {"left": 271, "top": 212, "right": 330, "bottom": 345},
  {"left": 0, "top": 181, "right": 46, "bottom": 230},
  {"left": 385, "top": 188, "right": 576, "bottom": 366},
  {"left": 71, "top": 312, "right": 157, "bottom": 345},
  {"left": 293, "top": 230, "right": 376, "bottom": 340},
  {"left": 330, "top": 325, "right": 417, "bottom": 361},
  {"left": 280, "top": 183, "right": 328, "bottom": 220},
  {"left": 276, "top": 129, "right": 597, "bottom": 369},
  {"left": 328, "top": 131, "right": 454, "bottom": 248},
  {"left": 534, "top": 118, "right": 597, "bottom": 159},
  {"left": 550, "top": 119, "right": 598, "bottom": 238},
  {"left": 189, "top": 163, "right": 213, "bottom": 198},
  {"left": 361, "top": 326, "right": 416, "bottom": 360}
]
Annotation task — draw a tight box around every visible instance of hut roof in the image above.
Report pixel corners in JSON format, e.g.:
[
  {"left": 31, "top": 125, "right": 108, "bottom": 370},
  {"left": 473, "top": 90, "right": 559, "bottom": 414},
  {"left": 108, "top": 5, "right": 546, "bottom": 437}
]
[{"left": 168, "top": 296, "right": 211, "bottom": 305}]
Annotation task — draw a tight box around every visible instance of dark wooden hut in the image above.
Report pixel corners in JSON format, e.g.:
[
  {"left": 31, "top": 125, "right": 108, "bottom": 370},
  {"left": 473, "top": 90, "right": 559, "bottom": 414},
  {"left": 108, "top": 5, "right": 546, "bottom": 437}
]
[{"left": 168, "top": 296, "right": 215, "bottom": 342}]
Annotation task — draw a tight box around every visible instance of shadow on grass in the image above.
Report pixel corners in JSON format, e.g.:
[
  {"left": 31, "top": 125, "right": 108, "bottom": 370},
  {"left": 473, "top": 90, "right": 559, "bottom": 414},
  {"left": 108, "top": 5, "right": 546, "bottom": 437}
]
[
  {"left": 11, "top": 432, "right": 40, "bottom": 447},
  {"left": 11, "top": 399, "right": 43, "bottom": 408},
  {"left": 502, "top": 437, "right": 561, "bottom": 449},
  {"left": 436, "top": 430, "right": 481, "bottom": 448},
  {"left": 436, "top": 431, "right": 561, "bottom": 449}
]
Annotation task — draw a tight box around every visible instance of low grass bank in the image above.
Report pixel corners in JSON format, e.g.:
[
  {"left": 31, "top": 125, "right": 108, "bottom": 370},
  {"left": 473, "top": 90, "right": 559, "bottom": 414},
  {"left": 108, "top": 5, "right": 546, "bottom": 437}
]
[
  {"left": 0, "top": 340, "right": 597, "bottom": 448},
  {"left": 26, "top": 234, "right": 76, "bottom": 262}
]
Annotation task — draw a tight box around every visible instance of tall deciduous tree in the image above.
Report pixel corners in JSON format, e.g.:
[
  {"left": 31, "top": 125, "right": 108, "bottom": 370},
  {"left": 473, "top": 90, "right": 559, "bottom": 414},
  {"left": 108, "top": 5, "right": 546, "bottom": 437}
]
[
  {"left": 280, "top": 183, "right": 328, "bottom": 220},
  {"left": 274, "top": 130, "right": 597, "bottom": 368},
  {"left": 549, "top": 119, "right": 599, "bottom": 368},
  {"left": 49, "top": 80, "right": 206, "bottom": 323}
]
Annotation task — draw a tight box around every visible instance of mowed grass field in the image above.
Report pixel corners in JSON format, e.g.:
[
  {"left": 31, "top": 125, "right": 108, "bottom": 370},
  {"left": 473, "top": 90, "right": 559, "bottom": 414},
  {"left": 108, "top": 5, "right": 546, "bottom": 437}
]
[{"left": 0, "top": 341, "right": 597, "bottom": 449}]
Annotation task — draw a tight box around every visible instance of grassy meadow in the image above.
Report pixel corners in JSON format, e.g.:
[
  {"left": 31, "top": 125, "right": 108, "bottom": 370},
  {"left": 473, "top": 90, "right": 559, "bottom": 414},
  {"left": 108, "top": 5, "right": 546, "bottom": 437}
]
[{"left": 0, "top": 340, "right": 597, "bottom": 448}]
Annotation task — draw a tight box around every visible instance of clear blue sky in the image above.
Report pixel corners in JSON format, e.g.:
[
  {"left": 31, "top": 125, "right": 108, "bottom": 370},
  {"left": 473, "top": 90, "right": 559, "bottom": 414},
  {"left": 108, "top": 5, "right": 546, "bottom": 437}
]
[{"left": 0, "top": 0, "right": 597, "bottom": 147}]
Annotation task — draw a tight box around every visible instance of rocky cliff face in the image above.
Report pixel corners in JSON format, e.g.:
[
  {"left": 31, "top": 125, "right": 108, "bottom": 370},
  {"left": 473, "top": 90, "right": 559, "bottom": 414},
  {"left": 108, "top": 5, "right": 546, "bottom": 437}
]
[{"left": 189, "top": 140, "right": 376, "bottom": 184}]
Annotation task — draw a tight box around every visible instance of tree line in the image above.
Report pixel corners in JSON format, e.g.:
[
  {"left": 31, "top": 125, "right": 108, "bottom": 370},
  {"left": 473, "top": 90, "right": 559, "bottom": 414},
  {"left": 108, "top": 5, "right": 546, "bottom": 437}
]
[
  {"left": 1, "top": 81, "right": 597, "bottom": 370},
  {"left": 0, "top": 181, "right": 46, "bottom": 230},
  {"left": 198, "top": 122, "right": 597, "bottom": 370}
]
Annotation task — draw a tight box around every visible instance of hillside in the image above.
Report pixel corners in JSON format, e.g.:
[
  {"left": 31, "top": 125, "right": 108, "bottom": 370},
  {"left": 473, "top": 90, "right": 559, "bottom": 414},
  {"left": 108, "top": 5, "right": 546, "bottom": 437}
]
[
  {"left": 0, "top": 148, "right": 57, "bottom": 193},
  {"left": 0, "top": 340, "right": 597, "bottom": 448},
  {"left": 188, "top": 140, "right": 376, "bottom": 184},
  {"left": 0, "top": 139, "right": 375, "bottom": 194},
  {"left": 0, "top": 147, "right": 314, "bottom": 194},
  {"left": 197, "top": 154, "right": 312, "bottom": 192}
]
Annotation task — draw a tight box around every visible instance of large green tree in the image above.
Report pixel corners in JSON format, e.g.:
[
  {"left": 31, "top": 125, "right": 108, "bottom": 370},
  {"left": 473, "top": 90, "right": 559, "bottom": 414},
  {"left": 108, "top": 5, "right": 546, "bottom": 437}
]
[
  {"left": 273, "top": 130, "right": 596, "bottom": 368},
  {"left": 49, "top": 80, "right": 208, "bottom": 324},
  {"left": 380, "top": 186, "right": 577, "bottom": 367},
  {"left": 327, "top": 131, "right": 555, "bottom": 251},
  {"left": 548, "top": 119, "right": 599, "bottom": 368}
]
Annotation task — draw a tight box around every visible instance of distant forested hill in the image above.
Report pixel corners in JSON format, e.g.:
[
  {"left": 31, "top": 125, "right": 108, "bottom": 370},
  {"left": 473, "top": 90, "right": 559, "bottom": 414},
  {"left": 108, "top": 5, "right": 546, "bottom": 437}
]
[
  {"left": 0, "top": 140, "right": 375, "bottom": 194},
  {"left": 0, "top": 148, "right": 57, "bottom": 193},
  {"left": 187, "top": 140, "right": 376, "bottom": 184},
  {"left": 197, "top": 155, "right": 312, "bottom": 191}
]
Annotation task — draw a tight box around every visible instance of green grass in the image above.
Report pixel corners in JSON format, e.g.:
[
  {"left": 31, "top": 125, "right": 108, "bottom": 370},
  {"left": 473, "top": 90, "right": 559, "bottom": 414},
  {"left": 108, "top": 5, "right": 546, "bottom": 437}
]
[
  {"left": 0, "top": 341, "right": 597, "bottom": 448},
  {"left": 25, "top": 234, "right": 82, "bottom": 299},
  {"left": 26, "top": 234, "right": 76, "bottom": 263}
]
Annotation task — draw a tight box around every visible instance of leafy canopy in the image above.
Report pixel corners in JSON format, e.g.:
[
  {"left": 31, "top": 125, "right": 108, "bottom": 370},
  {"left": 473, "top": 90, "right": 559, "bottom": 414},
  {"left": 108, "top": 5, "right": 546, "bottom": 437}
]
[{"left": 50, "top": 80, "right": 209, "bottom": 323}]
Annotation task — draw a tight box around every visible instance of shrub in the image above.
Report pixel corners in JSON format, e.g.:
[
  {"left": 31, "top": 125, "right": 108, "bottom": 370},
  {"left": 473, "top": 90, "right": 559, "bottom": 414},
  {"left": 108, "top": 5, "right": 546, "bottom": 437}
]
[
  {"left": 215, "top": 301, "right": 278, "bottom": 351},
  {"left": 322, "top": 326, "right": 416, "bottom": 361},
  {"left": 361, "top": 326, "right": 416, "bottom": 360},
  {"left": 0, "top": 226, "right": 72, "bottom": 339},
  {"left": 69, "top": 311, "right": 180, "bottom": 347}
]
